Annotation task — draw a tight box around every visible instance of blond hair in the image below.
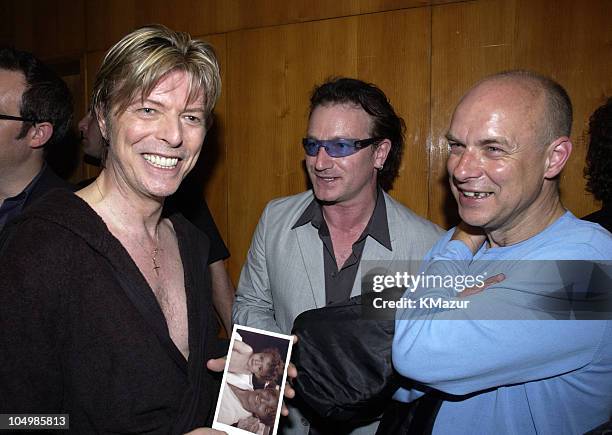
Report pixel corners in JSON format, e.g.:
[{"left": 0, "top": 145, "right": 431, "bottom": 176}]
[{"left": 92, "top": 24, "right": 221, "bottom": 125}]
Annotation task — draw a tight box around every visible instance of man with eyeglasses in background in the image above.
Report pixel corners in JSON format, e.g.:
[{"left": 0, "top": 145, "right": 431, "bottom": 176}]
[
  {"left": 233, "top": 77, "right": 442, "bottom": 435},
  {"left": 0, "top": 47, "right": 73, "bottom": 233}
]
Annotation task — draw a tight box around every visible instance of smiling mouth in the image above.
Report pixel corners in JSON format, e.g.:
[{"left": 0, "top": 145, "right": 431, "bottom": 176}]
[
  {"left": 143, "top": 153, "right": 179, "bottom": 169},
  {"left": 316, "top": 174, "right": 338, "bottom": 182},
  {"left": 461, "top": 190, "right": 492, "bottom": 199}
]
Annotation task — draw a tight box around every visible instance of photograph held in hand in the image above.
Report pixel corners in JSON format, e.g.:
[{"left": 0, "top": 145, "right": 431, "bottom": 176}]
[{"left": 213, "top": 325, "right": 293, "bottom": 435}]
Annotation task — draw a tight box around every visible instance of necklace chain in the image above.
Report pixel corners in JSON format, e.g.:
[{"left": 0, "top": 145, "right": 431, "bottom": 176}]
[{"left": 95, "top": 179, "right": 163, "bottom": 276}]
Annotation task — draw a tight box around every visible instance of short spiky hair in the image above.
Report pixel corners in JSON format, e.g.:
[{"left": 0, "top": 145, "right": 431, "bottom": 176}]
[
  {"left": 91, "top": 24, "right": 221, "bottom": 125},
  {"left": 309, "top": 77, "right": 406, "bottom": 191},
  {"left": 0, "top": 46, "right": 72, "bottom": 147},
  {"left": 585, "top": 97, "right": 612, "bottom": 204}
]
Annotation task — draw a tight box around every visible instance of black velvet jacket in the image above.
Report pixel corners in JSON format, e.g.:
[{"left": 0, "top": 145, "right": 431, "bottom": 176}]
[{"left": 0, "top": 189, "right": 226, "bottom": 434}]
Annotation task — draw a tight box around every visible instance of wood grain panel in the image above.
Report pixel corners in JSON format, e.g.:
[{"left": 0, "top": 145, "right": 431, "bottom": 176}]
[
  {"left": 199, "top": 33, "right": 229, "bottom": 247},
  {"left": 7, "top": 0, "right": 85, "bottom": 59},
  {"left": 429, "top": 0, "right": 611, "bottom": 229},
  {"left": 513, "top": 0, "right": 612, "bottom": 217},
  {"left": 86, "top": 0, "right": 138, "bottom": 52},
  {"left": 84, "top": 50, "right": 106, "bottom": 107},
  {"left": 226, "top": 8, "right": 431, "bottom": 280},
  {"left": 356, "top": 8, "right": 431, "bottom": 218},
  {"left": 0, "top": 1, "right": 15, "bottom": 46},
  {"left": 80, "top": 50, "right": 106, "bottom": 181},
  {"left": 430, "top": 0, "right": 517, "bottom": 228},
  {"left": 84, "top": 0, "right": 459, "bottom": 51}
]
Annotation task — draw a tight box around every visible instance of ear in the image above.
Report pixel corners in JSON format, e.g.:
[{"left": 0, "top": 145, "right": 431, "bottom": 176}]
[
  {"left": 95, "top": 107, "right": 109, "bottom": 141},
  {"left": 373, "top": 139, "right": 391, "bottom": 170},
  {"left": 27, "top": 122, "right": 53, "bottom": 149},
  {"left": 544, "top": 136, "right": 572, "bottom": 179}
]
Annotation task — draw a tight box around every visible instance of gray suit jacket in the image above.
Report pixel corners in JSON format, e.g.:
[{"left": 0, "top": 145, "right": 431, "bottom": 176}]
[{"left": 233, "top": 190, "right": 442, "bottom": 434}]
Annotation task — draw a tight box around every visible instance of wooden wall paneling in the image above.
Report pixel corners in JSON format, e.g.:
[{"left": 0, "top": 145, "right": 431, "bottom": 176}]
[
  {"left": 79, "top": 50, "right": 106, "bottom": 181},
  {"left": 225, "top": 8, "right": 432, "bottom": 280},
  {"left": 137, "top": 0, "right": 216, "bottom": 39},
  {"left": 355, "top": 7, "right": 432, "bottom": 218},
  {"left": 50, "top": 0, "right": 87, "bottom": 58},
  {"left": 0, "top": 1, "right": 15, "bottom": 46},
  {"left": 211, "top": 0, "right": 456, "bottom": 35},
  {"left": 86, "top": 0, "right": 137, "bottom": 51},
  {"left": 430, "top": 0, "right": 612, "bottom": 229},
  {"left": 226, "top": 24, "right": 321, "bottom": 280},
  {"left": 84, "top": 50, "right": 105, "bottom": 104},
  {"left": 83, "top": 0, "right": 464, "bottom": 51},
  {"left": 513, "top": 0, "right": 612, "bottom": 216},
  {"left": 5, "top": 1, "right": 35, "bottom": 54},
  {"left": 198, "top": 33, "right": 229, "bottom": 247},
  {"left": 226, "top": 18, "right": 369, "bottom": 280},
  {"left": 7, "top": 0, "right": 85, "bottom": 59},
  {"left": 85, "top": 0, "right": 229, "bottom": 52},
  {"left": 61, "top": 67, "right": 87, "bottom": 183},
  {"left": 211, "top": 0, "right": 395, "bottom": 34},
  {"left": 430, "top": 0, "right": 519, "bottom": 229}
]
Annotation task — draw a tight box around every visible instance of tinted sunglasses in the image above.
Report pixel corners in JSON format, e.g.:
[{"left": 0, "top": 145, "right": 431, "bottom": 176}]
[{"left": 302, "top": 137, "right": 382, "bottom": 158}]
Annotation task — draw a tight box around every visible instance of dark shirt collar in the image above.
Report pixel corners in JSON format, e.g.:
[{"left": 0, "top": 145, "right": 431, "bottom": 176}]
[
  {"left": 6, "top": 163, "right": 46, "bottom": 200},
  {"left": 0, "top": 163, "right": 47, "bottom": 231},
  {"left": 292, "top": 188, "right": 392, "bottom": 250}
]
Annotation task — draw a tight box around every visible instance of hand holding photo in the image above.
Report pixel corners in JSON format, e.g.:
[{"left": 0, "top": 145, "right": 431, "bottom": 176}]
[{"left": 213, "top": 325, "right": 294, "bottom": 435}]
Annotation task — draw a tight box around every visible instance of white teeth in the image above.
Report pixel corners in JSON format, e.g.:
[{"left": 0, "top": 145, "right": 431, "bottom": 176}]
[
  {"left": 463, "top": 191, "right": 491, "bottom": 198},
  {"left": 143, "top": 154, "right": 179, "bottom": 169}
]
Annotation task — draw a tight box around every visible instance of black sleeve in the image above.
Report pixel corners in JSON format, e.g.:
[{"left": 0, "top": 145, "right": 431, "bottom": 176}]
[
  {"left": 184, "top": 200, "right": 230, "bottom": 264},
  {"left": 0, "top": 218, "right": 67, "bottom": 413},
  {"left": 166, "top": 195, "right": 229, "bottom": 264}
]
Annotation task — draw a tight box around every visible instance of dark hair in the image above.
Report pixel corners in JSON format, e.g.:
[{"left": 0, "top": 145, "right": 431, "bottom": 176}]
[
  {"left": 258, "top": 347, "right": 284, "bottom": 382},
  {"left": 257, "top": 387, "right": 279, "bottom": 426},
  {"left": 309, "top": 77, "right": 406, "bottom": 191},
  {"left": 488, "top": 70, "right": 573, "bottom": 145},
  {"left": 0, "top": 46, "right": 73, "bottom": 148},
  {"left": 584, "top": 97, "right": 612, "bottom": 204}
]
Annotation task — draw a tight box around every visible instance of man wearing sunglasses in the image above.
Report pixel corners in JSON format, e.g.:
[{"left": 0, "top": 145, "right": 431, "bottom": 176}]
[
  {"left": 0, "top": 47, "right": 73, "bottom": 233},
  {"left": 234, "top": 77, "right": 442, "bottom": 435}
]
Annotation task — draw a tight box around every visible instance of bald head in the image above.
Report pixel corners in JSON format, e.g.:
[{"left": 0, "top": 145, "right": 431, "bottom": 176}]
[
  {"left": 456, "top": 71, "right": 572, "bottom": 147},
  {"left": 446, "top": 70, "right": 574, "bottom": 243}
]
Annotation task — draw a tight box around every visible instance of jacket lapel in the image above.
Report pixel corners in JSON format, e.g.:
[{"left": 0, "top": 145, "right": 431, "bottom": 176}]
[
  {"left": 351, "top": 235, "right": 395, "bottom": 297},
  {"left": 103, "top": 247, "right": 189, "bottom": 374},
  {"left": 21, "top": 191, "right": 190, "bottom": 374},
  {"left": 294, "top": 224, "right": 326, "bottom": 308}
]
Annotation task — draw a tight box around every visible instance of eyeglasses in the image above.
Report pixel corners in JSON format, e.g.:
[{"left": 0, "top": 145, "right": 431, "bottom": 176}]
[
  {"left": 302, "top": 137, "right": 382, "bottom": 158},
  {"left": 0, "top": 114, "right": 39, "bottom": 123}
]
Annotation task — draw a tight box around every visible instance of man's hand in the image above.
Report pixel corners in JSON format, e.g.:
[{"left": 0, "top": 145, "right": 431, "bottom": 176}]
[
  {"left": 206, "top": 357, "right": 226, "bottom": 372},
  {"left": 458, "top": 273, "right": 505, "bottom": 297},
  {"left": 206, "top": 336, "right": 299, "bottom": 417},
  {"left": 450, "top": 222, "right": 504, "bottom": 297},
  {"left": 451, "top": 221, "right": 487, "bottom": 254},
  {"left": 281, "top": 335, "right": 298, "bottom": 416}
]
